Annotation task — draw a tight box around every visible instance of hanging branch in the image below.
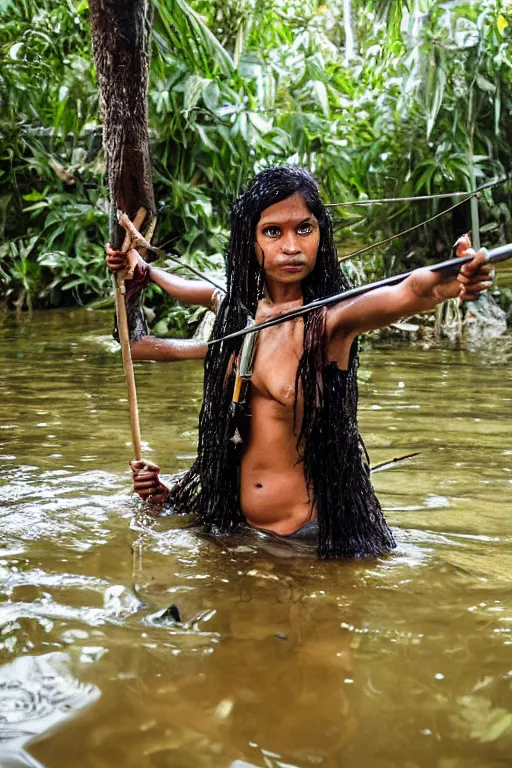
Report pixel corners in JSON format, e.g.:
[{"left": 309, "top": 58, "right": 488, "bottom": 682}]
[{"left": 89, "top": 0, "right": 156, "bottom": 460}]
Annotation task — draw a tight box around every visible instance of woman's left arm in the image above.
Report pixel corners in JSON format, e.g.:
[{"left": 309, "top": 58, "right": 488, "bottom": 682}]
[{"left": 326, "top": 243, "right": 493, "bottom": 341}]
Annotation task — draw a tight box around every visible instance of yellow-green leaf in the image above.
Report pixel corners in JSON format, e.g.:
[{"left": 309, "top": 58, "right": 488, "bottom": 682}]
[{"left": 497, "top": 14, "right": 509, "bottom": 35}]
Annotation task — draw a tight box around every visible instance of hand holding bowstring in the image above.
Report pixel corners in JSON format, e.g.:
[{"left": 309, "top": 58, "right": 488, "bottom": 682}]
[{"left": 116, "top": 213, "right": 226, "bottom": 294}]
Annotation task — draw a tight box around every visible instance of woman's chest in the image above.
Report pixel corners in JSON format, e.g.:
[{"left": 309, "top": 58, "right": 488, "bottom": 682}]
[{"left": 249, "top": 322, "right": 303, "bottom": 407}]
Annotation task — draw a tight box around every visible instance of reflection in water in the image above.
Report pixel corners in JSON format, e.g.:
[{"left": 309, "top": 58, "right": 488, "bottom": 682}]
[{"left": 0, "top": 310, "right": 511, "bottom": 767}]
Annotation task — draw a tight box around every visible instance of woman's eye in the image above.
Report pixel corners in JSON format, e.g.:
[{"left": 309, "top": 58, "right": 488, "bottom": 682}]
[
  {"left": 263, "top": 226, "right": 281, "bottom": 237},
  {"left": 297, "top": 223, "right": 313, "bottom": 235}
]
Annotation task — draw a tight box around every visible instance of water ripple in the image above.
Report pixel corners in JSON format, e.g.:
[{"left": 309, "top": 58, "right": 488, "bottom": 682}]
[{"left": 0, "top": 653, "right": 100, "bottom": 759}]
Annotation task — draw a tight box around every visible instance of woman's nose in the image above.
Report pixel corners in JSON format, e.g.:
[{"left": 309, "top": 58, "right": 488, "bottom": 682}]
[{"left": 282, "top": 232, "right": 300, "bottom": 254}]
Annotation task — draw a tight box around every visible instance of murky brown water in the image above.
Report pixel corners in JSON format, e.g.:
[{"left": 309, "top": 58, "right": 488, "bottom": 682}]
[{"left": 1, "top": 309, "right": 511, "bottom": 768}]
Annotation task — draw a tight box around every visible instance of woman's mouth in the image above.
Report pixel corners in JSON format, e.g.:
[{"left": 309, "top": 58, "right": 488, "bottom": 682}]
[{"left": 281, "top": 262, "right": 305, "bottom": 272}]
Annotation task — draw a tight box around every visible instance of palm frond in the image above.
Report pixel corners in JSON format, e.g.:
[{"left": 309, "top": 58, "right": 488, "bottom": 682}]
[
  {"left": 152, "top": 0, "right": 234, "bottom": 77},
  {"left": 371, "top": 0, "right": 411, "bottom": 39}
]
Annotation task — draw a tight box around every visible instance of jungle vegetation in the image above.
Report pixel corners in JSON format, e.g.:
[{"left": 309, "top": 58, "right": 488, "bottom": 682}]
[{"left": 1, "top": 0, "right": 511, "bottom": 334}]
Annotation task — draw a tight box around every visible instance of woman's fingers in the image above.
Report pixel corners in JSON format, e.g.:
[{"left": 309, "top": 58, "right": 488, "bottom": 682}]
[
  {"left": 137, "top": 489, "right": 158, "bottom": 500},
  {"left": 136, "top": 480, "right": 168, "bottom": 501},
  {"left": 458, "top": 271, "right": 493, "bottom": 286},
  {"left": 136, "top": 487, "right": 158, "bottom": 497},
  {"left": 460, "top": 281, "right": 493, "bottom": 294},
  {"left": 106, "top": 258, "right": 127, "bottom": 271},
  {"left": 460, "top": 264, "right": 493, "bottom": 280},
  {"left": 134, "top": 474, "right": 161, "bottom": 498},
  {"left": 130, "top": 459, "right": 145, "bottom": 474},
  {"left": 457, "top": 247, "right": 494, "bottom": 302},
  {"left": 128, "top": 459, "right": 166, "bottom": 500},
  {"left": 455, "top": 234, "right": 472, "bottom": 256},
  {"left": 105, "top": 243, "right": 128, "bottom": 271},
  {"left": 459, "top": 249, "right": 483, "bottom": 270},
  {"left": 134, "top": 473, "right": 159, "bottom": 488},
  {"left": 460, "top": 282, "right": 493, "bottom": 300},
  {"left": 457, "top": 249, "right": 493, "bottom": 290},
  {"left": 135, "top": 487, "right": 156, "bottom": 498},
  {"left": 130, "top": 459, "right": 160, "bottom": 474}
]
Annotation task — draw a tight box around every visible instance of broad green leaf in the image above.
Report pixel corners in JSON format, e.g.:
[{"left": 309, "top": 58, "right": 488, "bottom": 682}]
[
  {"left": 311, "top": 80, "right": 329, "bottom": 118},
  {"left": 426, "top": 67, "right": 446, "bottom": 139},
  {"left": 23, "top": 201, "right": 50, "bottom": 212},
  {"left": 22, "top": 191, "right": 46, "bottom": 202},
  {"left": 248, "top": 112, "right": 272, "bottom": 134},
  {"left": 61, "top": 278, "right": 85, "bottom": 290},
  {"left": 154, "top": 0, "right": 234, "bottom": 77},
  {"left": 202, "top": 80, "right": 220, "bottom": 112},
  {"left": 182, "top": 74, "right": 205, "bottom": 112},
  {"left": 9, "top": 42, "right": 23, "bottom": 60},
  {"left": 476, "top": 75, "right": 496, "bottom": 94}
]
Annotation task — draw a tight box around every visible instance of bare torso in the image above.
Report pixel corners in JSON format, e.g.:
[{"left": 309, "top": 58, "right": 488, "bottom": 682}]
[{"left": 240, "top": 299, "right": 352, "bottom": 535}]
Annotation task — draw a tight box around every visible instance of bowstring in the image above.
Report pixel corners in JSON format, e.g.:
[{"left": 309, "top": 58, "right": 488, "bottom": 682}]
[
  {"left": 338, "top": 193, "right": 474, "bottom": 263},
  {"left": 331, "top": 176, "right": 506, "bottom": 263},
  {"left": 326, "top": 176, "right": 506, "bottom": 207}
]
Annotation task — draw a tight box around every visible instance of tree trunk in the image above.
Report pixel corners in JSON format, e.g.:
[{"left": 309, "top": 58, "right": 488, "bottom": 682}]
[
  {"left": 90, "top": 0, "right": 156, "bottom": 340},
  {"left": 89, "top": 0, "right": 156, "bottom": 247}
]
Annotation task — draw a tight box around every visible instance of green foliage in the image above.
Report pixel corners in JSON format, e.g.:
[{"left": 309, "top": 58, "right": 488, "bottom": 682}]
[
  {"left": 0, "top": 0, "right": 105, "bottom": 308},
  {"left": 1, "top": 0, "right": 511, "bottom": 330}
]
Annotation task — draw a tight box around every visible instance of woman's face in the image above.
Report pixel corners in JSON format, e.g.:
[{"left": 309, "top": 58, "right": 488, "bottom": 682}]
[{"left": 254, "top": 193, "right": 320, "bottom": 288}]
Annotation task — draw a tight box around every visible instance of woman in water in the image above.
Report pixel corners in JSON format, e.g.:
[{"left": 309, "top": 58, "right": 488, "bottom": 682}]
[{"left": 108, "top": 166, "right": 493, "bottom": 558}]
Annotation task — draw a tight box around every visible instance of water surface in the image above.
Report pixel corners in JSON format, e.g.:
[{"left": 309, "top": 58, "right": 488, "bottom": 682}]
[{"left": 1, "top": 309, "right": 511, "bottom": 768}]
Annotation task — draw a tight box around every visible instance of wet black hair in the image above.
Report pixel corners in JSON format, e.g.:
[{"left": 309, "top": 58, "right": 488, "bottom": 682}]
[{"left": 171, "top": 165, "right": 395, "bottom": 558}]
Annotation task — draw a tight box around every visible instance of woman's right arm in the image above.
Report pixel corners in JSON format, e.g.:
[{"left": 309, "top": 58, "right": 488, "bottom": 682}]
[
  {"left": 106, "top": 244, "right": 212, "bottom": 361},
  {"left": 105, "top": 245, "right": 215, "bottom": 308},
  {"left": 148, "top": 265, "right": 215, "bottom": 308}
]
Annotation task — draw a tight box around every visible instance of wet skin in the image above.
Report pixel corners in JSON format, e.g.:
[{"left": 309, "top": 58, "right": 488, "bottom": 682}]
[
  {"left": 240, "top": 195, "right": 320, "bottom": 533},
  {"left": 239, "top": 194, "right": 493, "bottom": 535},
  {"left": 105, "top": 244, "right": 212, "bottom": 361},
  {"left": 108, "top": 195, "right": 494, "bottom": 532}
]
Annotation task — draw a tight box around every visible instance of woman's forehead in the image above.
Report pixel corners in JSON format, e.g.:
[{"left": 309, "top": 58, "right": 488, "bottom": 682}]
[{"left": 258, "top": 193, "right": 314, "bottom": 225}]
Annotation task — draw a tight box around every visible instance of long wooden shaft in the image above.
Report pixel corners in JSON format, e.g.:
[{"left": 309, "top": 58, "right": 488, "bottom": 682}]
[
  {"left": 113, "top": 274, "right": 142, "bottom": 461},
  {"left": 112, "top": 207, "right": 147, "bottom": 461},
  {"left": 208, "top": 243, "right": 512, "bottom": 347}
]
